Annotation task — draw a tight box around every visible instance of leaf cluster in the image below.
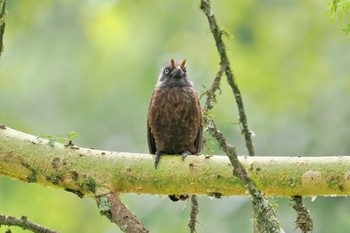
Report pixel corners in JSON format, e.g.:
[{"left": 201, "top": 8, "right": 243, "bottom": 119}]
[{"left": 327, "top": 0, "right": 350, "bottom": 34}]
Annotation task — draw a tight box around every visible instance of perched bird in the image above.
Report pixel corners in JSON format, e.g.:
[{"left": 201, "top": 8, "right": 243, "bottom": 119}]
[{"left": 147, "top": 59, "right": 202, "bottom": 169}]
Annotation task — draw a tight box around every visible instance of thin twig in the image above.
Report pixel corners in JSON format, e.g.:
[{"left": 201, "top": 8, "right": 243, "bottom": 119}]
[
  {"left": 200, "top": 0, "right": 255, "bottom": 156},
  {"left": 201, "top": 64, "right": 225, "bottom": 113},
  {"left": 188, "top": 195, "right": 199, "bottom": 233},
  {"left": 0, "top": 0, "right": 6, "bottom": 57},
  {"left": 97, "top": 192, "right": 149, "bottom": 233},
  {"left": 292, "top": 196, "right": 313, "bottom": 233},
  {"left": 0, "top": 215, "right": 60, "bottom": 233}
]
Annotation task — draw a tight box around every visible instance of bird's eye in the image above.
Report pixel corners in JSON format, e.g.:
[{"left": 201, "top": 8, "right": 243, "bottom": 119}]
[{"left": 164, "top": 69, "right": 169, "bottom": 74}]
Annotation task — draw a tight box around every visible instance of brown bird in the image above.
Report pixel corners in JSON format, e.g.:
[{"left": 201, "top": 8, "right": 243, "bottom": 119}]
[{"left": 147, "top": 59, "right": 202, "bottom": 170}]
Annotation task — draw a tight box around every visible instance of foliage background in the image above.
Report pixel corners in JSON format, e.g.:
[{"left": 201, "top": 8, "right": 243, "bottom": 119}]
[{"left": 1, "top": 0, "right": 350, "bottom": 232}]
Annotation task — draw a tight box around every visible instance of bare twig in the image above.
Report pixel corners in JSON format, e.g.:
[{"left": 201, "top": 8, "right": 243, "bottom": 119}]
[
  {"left": 200, "top": 0, "right": 255, "bottom": 156},
  {"left": 188, "top": 195, "right": 199, "bottom": 233},
  {"left": 97, "top": 192, "right": 149, "bottom": 233},
  {"left": 201, "top": 65, "right": 224, "bottom": 113},
  {"left": 0, "top": 0, "right": 5, "bottom": 57},
  {"left": 0, "top": 215, "right": 60, "bottom": 233},
  {"left": 292, "top": 196, "right": 313, "bottom": 233}
]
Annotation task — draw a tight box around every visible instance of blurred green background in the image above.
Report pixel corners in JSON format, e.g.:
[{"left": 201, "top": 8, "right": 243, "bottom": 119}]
[{"left": 1, "top": 0, "right": 350, "bottom": 232}]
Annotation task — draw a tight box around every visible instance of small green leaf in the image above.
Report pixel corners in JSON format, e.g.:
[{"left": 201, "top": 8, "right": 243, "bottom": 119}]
[
  {"left": 326, "top": 0, "right": 350, "bottom": 34},
  {"left": 67, "top": 131, "right": 79, "bottom": 140},
  {"left": 55, "top": 134, "right": 66, "bottom": 144},
  {"left": 342, "top": 23, "right": 350, "bottom": 34},
  {"left": 38, "top": 131, "right": 79, "bottom": 146},
  {"left": 220, "top": 28, "right": 234, "bottom": 40}
]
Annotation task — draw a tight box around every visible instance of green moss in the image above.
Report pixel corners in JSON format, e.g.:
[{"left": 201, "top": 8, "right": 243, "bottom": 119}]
[
  {"left": 46, "top": 173, "right": 62, "bottom": 185},
  {"left": 27, "top": 172, "right": 37, "bottom": 183},
  {"left": 51, "top": 157, "right": 60, "bottom": 170},
  {"left": 127, "top": 175, "right": 138, "bottom": 184},
  {"left": 84, "top": 177, "right": 96, "bottom": 193},
  {"left": 70, "top": 171, "right": 79, "bottom": 181},
  {"left": 21, "top": 161, "right": 37, "bottom": 183},
  {"left": 327, "top": 175, "right": 344, "bottom": 192}
]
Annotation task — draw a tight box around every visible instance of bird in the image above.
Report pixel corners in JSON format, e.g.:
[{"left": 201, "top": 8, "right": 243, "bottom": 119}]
[
  {"left": 147, "top": 58, "right": 202, "bottom": 169},
  {"left": 147, "top": 59, "right": 202, "bottom": 201}
]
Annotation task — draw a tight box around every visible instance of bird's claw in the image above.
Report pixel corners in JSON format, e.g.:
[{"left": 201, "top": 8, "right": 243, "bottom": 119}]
[
  {"left": 155, "top": 151, "right": 192, "bottom": 168},
  {"left": 154, "top": 151, "right": 163, "bottom": 169},
  {"left": 181, "top": 150, "right": 191, "bottom": 161}
]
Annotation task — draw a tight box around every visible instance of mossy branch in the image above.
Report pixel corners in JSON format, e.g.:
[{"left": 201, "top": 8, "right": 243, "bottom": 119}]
[
  {"left": 199, "top": 0, "right": 255, "bottom": 156},
  {"left": 97, "top": 192, "right": 149, "bottom": 233},
  {"left": 1, "top": 125, "right": 350, "bottom": 197},
  {"left": 291, "top": 196, "right": 313, "bottom": 233}
]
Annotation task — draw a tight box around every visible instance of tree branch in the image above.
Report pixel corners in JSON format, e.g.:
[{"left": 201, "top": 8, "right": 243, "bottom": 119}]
[
  {"left": 292, "top": 196, "right": 313, "bottom": 233},
  {"left": 199, "top": 0, "right": 282, "bottom": 232},
  {"left": 0, "top": 125, "right": 151, "bottom": 232},
  {"left": 1, "top": 125, "right": 350, "bottom": 197},
  {"left": 0, "top": 215, "right": 60, "bottom": 233},
  {"left": 188, "top": 195, "right": 199, "bottom": 233},
  {"left": 205, "top": 118, "right": 282, "bottom": 232},
  {"left": 199, "top": 0, "right": 255, "bottom": 156},
  {"left": 97, "top": 192, "right": 149, "bottom": 233},
  {"left": 201, "top": 64, "right": 224, "bottom": 113}
]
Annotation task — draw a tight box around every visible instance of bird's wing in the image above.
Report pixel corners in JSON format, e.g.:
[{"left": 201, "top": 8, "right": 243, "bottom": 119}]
[
  {"left": 147, "top": 91, "right": 157, "bottom": 154},
  {"left": 147, "top": 124, "right": 156, "bottom": 154},
  {"left": 194, "top": 100, "right": 203, "bottom": 154}
]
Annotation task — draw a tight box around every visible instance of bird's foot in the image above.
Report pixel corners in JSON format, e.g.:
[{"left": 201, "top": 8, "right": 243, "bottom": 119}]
[
  {"left": 154, "top": 151, "right": 163, "bottom": 169},
  {"left": 181, "top": 150, "right": 192, "bottom": 161},
  {"left": 168, "top": 194, "right": 189, "bottom": 202}
]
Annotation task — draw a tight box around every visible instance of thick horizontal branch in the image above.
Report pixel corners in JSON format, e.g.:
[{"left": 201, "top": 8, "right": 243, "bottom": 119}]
[{"left": 0, "top": 125, "right": 349, "bottom": 197}]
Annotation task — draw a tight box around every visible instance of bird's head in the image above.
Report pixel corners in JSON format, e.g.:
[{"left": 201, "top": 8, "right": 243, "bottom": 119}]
[{"left": 156, "top": 59, "right": 193, "bottom": 88}]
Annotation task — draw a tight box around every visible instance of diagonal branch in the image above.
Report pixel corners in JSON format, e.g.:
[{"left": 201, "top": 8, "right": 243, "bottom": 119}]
[
  {"left": 205, "top": 118, "right": 282, "bottom": 233},
  {"left": 202, "top": 64, "right": 224, "bottom": 113},
  {"left": 0, "top": 215, "right": 60, "bottom": 233},
  {"left": 199, "top": 1, "right": 284, "bottom": 232},
  {"left": 97, "top": 192, "right": 149, "bottom": 233},
  {"left": 200, "top": 0, "right": 255, "bottom": 156}
]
